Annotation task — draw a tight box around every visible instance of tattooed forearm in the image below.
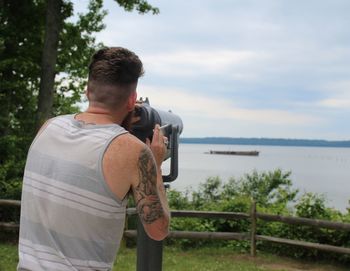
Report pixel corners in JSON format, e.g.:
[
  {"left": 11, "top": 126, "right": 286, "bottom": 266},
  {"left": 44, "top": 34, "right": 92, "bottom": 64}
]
[{"left": 134, "top": 147, "right": 164, "bottom": 224}]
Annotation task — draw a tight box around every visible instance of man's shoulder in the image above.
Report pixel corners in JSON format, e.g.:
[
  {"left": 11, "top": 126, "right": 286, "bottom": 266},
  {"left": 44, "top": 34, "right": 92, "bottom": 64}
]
[
  {"left": 113, "top": 132, "right": 145, "bottom": 147},
  {"left": 107, "top": 133, "right": 145, "bottom": 159},
  {"left": 102, "top": 133, "right": 146, "bottom": 200},
  {"left": 102, "top": 132, "right": 146, "bottom": 189}
]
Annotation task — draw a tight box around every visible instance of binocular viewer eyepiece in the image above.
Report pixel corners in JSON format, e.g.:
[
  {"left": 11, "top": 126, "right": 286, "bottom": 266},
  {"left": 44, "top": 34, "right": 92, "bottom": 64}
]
[{"left": 131, "top": 98, "right": 183, "bottom": 182}]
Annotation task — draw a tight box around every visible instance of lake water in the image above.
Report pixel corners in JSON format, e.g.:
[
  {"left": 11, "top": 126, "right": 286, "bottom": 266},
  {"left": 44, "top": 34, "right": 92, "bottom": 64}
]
[{"left": 163, "top": 144, "right": 350, "bottom": 212}]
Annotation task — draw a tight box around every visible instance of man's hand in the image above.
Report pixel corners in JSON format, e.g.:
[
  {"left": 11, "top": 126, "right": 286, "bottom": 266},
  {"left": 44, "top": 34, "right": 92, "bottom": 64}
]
[{"left": 146, "top": 124, "right": 167, "bottom": 168}]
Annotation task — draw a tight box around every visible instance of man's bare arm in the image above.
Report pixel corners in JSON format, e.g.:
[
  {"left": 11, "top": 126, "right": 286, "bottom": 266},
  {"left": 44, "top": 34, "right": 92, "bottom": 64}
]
[
  {"left": 133, "top": 146, "right": 170, "bottom": 240},
  {"left": 134, "top": 147, "right": 163, "bottom": 223}
]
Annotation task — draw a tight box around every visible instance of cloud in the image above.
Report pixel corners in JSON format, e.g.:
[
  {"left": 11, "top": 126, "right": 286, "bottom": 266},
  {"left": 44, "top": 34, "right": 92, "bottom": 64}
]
[
  {"left": 72, "top": 0, "right": 350, "bottom": 139},
  {"left": 316, "top": 80, "right": 350, "bottom": 109},
  {"left": 141, "top": 49, "right": 262, "bottom": 78},
  {"left": 318, "top": 99, "right": 350, "bottom": 108},
  {"left": 138, "top": 85, "right": 322, "bottom": 126}
]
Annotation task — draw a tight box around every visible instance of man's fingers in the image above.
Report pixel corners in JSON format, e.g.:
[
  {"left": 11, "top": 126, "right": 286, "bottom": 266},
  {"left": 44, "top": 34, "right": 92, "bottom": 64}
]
[
  {"left": 149, "top": 124, "right": 168, "bottom": 166},
  {"left": 153, "top": 124, "right": 160, "bottom": 143},
  {"left": 163, "top": 136, "right": 169, "bottom": 147}
]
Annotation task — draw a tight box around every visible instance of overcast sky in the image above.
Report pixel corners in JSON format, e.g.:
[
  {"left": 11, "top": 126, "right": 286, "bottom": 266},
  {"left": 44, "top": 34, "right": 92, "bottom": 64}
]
[{"left": 75, "top": 0, "right": 350, "bottom": 140}]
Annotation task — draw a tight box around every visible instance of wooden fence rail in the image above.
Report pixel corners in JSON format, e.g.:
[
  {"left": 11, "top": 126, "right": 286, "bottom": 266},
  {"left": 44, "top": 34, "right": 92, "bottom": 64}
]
[
  {"left": 256, "top": 212, "right": 350, "bottom": 231},
  {"left": 0, "top": 199, "right": 21, "bottom": 207},
  {"left": 2, "top": 199, "right": 350, "bottom": 256}
]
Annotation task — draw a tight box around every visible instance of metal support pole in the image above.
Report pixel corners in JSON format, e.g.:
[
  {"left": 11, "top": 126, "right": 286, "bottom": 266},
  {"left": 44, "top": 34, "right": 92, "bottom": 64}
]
[{"left": 136, "top": 219, "right": 163, "bottom": 271}]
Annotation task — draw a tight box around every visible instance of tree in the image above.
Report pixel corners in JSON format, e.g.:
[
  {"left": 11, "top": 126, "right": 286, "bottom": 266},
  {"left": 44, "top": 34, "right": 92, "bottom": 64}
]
[
  {"left": 0, "top": 0, "right": 159, "bottom": 199},
  {"left": 36, "top": 0, "right": 64, "bottom": 128},
  {"left": 0, "top": 0, "right": 46, "bottom": 198},
  {"left": 115, "top": 0, "right": 159, "bottom": 14},
  {"left": 36, "top": 0, "right": 159, "bottom": 128}
]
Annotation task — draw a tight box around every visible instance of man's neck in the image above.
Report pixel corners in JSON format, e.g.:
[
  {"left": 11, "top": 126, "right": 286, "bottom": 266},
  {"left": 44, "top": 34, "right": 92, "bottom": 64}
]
[{"left": 76, "top": 106, "right": 125, "bottom": 125}]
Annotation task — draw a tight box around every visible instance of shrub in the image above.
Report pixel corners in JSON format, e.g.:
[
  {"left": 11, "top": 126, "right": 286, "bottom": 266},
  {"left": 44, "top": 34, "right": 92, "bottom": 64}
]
[{"left": 167, "top": 170, "right": 350, "bottom": 264}]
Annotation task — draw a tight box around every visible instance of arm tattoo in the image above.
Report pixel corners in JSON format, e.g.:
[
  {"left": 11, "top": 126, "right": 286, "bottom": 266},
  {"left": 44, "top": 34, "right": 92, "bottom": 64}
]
[{"left": 134, "top": 147, "right": 164, "bottom": 224}]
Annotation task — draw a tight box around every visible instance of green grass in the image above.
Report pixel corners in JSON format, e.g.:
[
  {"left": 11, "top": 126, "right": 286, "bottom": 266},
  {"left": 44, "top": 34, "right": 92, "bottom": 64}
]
[
  {"left": 1, "top": 242, "right": 348, "bottom": 271},
  {"left": 0, "top": 243, "right": 18, "bottom": 271},
  {"left": 114, "top": 246, "right": 268, "bottom": 271}
]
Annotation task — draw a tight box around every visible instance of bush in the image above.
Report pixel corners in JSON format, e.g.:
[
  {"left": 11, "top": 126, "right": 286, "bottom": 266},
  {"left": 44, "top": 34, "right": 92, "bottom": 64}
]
[{"left": 167, "top": 170, "right": 350, "bottom": 264}]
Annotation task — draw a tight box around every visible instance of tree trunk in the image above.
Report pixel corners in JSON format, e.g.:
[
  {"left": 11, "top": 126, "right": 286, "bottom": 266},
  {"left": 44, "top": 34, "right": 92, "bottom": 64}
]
[{"left": 36, "top": 0, "right": 63, "bottom": 130}]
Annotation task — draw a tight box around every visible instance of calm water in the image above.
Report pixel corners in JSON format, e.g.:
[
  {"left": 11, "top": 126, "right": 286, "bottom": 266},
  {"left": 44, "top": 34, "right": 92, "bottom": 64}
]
[{"left": 163, "top": 144, "right": 350, "bottom": 212}]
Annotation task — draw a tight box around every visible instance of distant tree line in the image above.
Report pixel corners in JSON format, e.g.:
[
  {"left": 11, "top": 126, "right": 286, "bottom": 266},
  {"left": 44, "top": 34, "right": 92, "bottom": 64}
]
[{"left": 180, "top": 137, "right": 350, "bottom": 148}]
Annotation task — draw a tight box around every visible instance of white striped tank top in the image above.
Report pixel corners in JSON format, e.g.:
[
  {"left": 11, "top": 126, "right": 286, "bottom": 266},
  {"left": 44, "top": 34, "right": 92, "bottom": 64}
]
[{"left": 18, "top": 114, "right": 129, "bottom": 271}]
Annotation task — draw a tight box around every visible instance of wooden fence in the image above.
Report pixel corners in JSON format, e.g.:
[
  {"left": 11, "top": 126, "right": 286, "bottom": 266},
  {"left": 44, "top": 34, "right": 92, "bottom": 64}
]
[{"left": 1, "top": 199, "right": 350, "bottom": 256}]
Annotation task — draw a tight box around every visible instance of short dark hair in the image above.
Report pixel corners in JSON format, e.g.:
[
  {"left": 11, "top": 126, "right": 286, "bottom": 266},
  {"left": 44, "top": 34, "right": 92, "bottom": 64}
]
[{"left": 87, "top": 47, "right": 144, "bottom": 108}]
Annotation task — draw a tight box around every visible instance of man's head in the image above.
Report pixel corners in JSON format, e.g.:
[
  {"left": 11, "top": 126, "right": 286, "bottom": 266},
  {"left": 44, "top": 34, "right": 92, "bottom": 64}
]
[{"left": 87, "top": 47, "right": 144, "bottom": 111}]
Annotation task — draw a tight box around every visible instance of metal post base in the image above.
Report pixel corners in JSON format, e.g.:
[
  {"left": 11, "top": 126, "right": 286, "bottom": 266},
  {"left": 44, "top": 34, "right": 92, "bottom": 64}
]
[{"left": 136, "top": 220, "right": 163, "bottom": 271}]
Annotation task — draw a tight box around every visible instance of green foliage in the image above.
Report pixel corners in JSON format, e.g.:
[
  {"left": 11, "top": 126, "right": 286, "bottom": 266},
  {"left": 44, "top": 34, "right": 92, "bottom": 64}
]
[
  {"left": 234, "top": 169, "right": 298, "bottom": 209},
  {"left": 167, "top": 189, "right": 192, "bottom": 210},
  {"left": 1, "top": 0, "right": 44, "bottom": 196},
  {"left": 191, "top": 176, "right": 222, "bottom": 209},
  {"left": 167, "top": 170, "right": 350, "bottom": 263},
  {"left": 0, "top": 0, "right": 159, "bottom": 202},
  {"left": 295, "top": 192, "right": 332, "bottom": 220},
  {"left": 0, "top": 0, "right": 104, "bottom": 199},
  {"left": 168, "top": 170, "right": 297, "bottom": 249},
  {"left": 115, "top": 0, "right": 159, "bottom": 14}
]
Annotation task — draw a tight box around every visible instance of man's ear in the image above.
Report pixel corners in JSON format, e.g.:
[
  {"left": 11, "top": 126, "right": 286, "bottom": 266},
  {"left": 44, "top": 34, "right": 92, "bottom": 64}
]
[{"left": 127, "top": 91, "right": 137, "bottom": 112}]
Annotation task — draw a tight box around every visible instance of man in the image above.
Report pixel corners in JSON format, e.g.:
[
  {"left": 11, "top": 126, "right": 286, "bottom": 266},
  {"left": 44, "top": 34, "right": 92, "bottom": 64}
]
[{"left": 17, "top": 47, "right": 170, "bottom": 270}]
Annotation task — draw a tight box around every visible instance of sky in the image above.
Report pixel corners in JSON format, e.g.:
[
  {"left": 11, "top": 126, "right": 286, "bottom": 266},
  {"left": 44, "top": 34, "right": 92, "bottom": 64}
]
[{"left": 75, "top": 0, "right": 350, "bottom": 140}]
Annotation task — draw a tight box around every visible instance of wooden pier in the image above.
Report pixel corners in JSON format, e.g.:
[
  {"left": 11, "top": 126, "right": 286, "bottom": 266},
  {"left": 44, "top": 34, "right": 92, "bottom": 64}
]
[{"left": 207, "top": 150, "right": 259, "bottom": 156}]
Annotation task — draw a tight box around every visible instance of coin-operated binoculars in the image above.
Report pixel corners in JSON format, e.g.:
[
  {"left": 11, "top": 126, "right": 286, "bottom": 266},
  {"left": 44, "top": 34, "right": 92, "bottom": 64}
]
[
  {"left": 131, "top": 97, "right": 183, "bottom": 182},
  {"left": 130, "top": 98, "right": 183, "bottom": 271}
]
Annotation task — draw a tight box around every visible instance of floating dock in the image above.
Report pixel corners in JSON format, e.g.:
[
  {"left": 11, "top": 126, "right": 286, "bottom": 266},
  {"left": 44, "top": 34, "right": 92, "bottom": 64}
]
[{"left": 207, "top": 150, "right": 259, "bottom": 156}]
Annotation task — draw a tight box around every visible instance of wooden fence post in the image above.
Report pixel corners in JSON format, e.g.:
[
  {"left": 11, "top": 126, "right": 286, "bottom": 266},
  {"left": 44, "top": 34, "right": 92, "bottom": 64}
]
[{"left": 250, "top": 200, "right": 257, "bottom": 257}]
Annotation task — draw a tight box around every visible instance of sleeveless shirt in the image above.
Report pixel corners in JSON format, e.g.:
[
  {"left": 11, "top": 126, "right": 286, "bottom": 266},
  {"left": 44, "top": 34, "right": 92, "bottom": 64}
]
[{"left": 18, "top": 115, "right": 129, "bottom": 271}]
